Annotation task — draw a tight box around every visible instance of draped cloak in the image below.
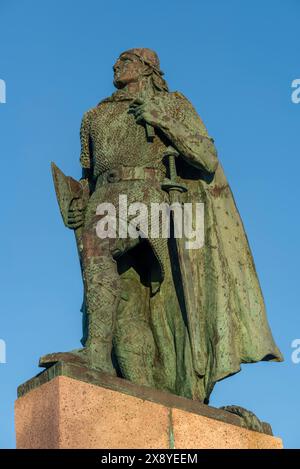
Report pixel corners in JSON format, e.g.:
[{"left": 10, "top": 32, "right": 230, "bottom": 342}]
[{"left": 79, "top": 89, "right": 283, "bottom": 402}]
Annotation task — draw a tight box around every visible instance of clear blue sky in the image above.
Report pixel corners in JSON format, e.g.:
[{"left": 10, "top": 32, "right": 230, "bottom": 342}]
[{"left": 0, "top": 0, "right": 299, "bottom": 449}]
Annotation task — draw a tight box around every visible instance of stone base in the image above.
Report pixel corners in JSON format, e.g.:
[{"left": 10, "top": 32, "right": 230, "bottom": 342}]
[{"left": 15, "top": 362, "right": 283, "bottom": 449}]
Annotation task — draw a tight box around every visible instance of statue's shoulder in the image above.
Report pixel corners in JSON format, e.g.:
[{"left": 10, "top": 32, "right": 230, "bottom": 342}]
[
  {"left": 171, "top": 91, "right": 196, "bottom": 108},
  {"left": 81, "top": 105, "right": 102, "bottom": 125},
  {"left": 158, "top": 90, "right": 186, "bottom": 100},
  {"left": 157, "top": 91, "right": 196, "bottom": 121},
  {"left": 82, "top": 92, "right": 122, "bottom": 122},
  {"left": 160, "top": 90, "right": 194, "bottom": 110},
  {"left": 171, "top": 90, "right": 187, "bottom": 99}
]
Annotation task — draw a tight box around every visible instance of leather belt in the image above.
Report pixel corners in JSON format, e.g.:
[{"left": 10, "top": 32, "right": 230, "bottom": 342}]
[{"left": 96, "top": 166, "right": 164, "bottom": 189}]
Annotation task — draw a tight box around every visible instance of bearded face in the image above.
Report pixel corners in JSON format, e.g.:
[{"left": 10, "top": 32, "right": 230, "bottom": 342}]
[{"left": 113, "top": 53, "right": 148, "bottom": 89}]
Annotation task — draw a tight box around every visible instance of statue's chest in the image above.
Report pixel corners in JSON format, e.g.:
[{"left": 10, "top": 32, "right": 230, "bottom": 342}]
[
  {"left": 89, "top": 103, "right": 167, "bottom": 176},
  {"left": 90, "top": 103, "right": 145, "bottom": 150}
]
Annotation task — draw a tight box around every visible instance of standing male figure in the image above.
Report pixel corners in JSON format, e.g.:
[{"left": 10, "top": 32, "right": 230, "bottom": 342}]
[{"left": 40, "top": 48, "right": 282, "bottom": 403}]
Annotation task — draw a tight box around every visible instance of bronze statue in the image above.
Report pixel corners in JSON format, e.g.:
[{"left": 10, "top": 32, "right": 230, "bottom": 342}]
[{"left": 40, "top": 48, "right": 283, "bottom": 410}]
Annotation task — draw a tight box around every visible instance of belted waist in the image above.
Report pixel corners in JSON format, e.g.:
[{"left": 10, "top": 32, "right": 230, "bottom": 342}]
[{"left": 95, "top": 166, "right": 164, "bottom": 189}]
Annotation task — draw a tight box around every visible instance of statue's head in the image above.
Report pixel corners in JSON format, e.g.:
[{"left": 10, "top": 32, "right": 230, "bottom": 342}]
[{"left": 113, "top": 48, "right": 168, "bottom": 91}]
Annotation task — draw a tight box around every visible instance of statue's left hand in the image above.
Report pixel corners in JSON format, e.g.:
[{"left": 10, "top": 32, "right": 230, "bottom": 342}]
[
  {"left": 66, "top": 197, "right": 85, "bottom": 230},
  {"left": 129, "top": 97, "right": 164, "bottom": 127}
]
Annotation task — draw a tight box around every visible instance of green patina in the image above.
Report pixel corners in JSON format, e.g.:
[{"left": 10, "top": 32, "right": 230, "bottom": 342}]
[{"left": 40, "top": 49, "right": 283, "bottom": 416}]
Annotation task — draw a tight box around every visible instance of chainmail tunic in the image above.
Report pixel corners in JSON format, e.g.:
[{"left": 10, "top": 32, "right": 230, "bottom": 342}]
[
  {"left": 80, "top": 90, "right": 180, "bottom": 284},
  {"left": 80, "top": 91, "right": 169, "bottom": 177}
]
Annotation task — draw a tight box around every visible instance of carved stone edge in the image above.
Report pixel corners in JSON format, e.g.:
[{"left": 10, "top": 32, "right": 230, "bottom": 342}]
[{"left": 16, "top": 361, "right": 273, "bottom": 435}]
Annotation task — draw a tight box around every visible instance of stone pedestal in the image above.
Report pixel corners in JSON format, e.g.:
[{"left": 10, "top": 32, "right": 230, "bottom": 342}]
[{"left": 15, "top": 362, "right": 283, "bottom": 449}]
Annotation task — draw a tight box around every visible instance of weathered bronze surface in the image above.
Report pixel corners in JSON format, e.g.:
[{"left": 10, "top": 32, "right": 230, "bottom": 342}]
[{"left": 40, "top": 48, "right": 283, "bottom": 406}]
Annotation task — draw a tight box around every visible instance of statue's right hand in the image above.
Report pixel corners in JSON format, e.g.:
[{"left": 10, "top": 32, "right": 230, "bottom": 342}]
[{"left": 66, "top": 198, "right": 85, "bottom": 229}]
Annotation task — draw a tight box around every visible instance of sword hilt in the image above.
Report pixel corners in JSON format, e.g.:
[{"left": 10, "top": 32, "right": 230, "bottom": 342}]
[
  {"left": 161, "top": 146, "right": 187, "bottom": 194},
  {"left": 145, "top": 122, "right": 155, "bottom": 142}
]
